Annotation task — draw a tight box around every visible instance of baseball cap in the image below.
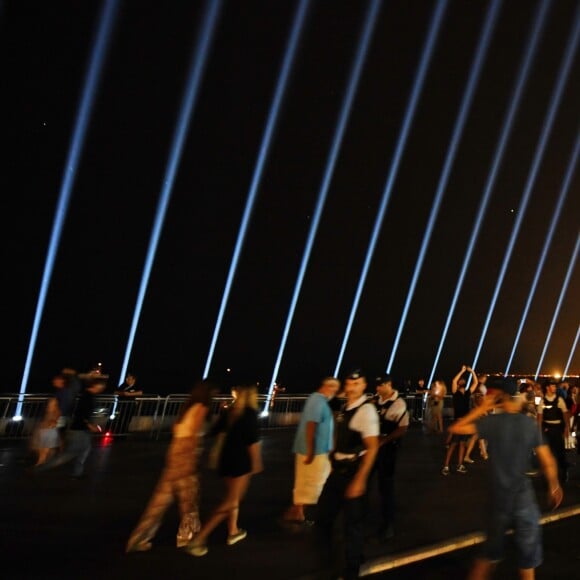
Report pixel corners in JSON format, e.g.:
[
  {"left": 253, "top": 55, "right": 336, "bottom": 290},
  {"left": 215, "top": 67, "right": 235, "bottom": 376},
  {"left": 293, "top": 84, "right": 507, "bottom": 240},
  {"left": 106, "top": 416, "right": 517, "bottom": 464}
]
[
  {"left": 487, "top": 376, "right": 518, "bottom": 396},
  {"left": 374, "top": 375, "right": 393, "bottom": 386}
]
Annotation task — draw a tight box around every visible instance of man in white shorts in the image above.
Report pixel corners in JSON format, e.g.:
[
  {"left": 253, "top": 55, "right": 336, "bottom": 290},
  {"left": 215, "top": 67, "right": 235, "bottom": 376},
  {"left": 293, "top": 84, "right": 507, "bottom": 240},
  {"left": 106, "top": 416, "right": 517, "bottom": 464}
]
[{"left": 284, "top": 376, "right": 340, "bottom": 523}]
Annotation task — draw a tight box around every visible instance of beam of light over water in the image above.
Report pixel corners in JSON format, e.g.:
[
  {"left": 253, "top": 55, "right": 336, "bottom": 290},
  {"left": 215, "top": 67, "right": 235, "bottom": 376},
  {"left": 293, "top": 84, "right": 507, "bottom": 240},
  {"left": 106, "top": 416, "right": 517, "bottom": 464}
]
[
  {"left": 334, "top": 0, "right": 449, "bottom": 377},
  {"left": 427, "top": 0, "right": 551, "bottom": 387},
  {"left": 386, "top": 0, "right": 501, "bottom": 373},
  {"left": 15, "top": 0, "right": 120, "bottom": 419},
  {"left": 264, "top": 0, "right": 381, "bottom": 412},
  {"left": 471, "top": 9, "right": 580, "bottom": 373},
  {"left": 534, "top": 233, "right": 580, "bottom": 381},
  {"left": 203, "top": 0, "right": 311, "bottom": 380},
  {"left": 505, "top": 130, "right": 580, "bottom": 374},
  {"left": 117, "top": 0, "right": 223, "bottom": 391},
  {"left": 563, "top": 323, "right": 580, "bottom": 379}
]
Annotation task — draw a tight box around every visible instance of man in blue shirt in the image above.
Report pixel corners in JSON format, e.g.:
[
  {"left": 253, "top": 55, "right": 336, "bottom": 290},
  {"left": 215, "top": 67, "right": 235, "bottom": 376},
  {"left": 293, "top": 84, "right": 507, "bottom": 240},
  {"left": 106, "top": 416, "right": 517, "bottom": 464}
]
[
  {"left": 449, "top": 377, "right": 562, "bottom": 580},
  {"left": 283, "top": 376, "right": 340, "bottom": 523}
]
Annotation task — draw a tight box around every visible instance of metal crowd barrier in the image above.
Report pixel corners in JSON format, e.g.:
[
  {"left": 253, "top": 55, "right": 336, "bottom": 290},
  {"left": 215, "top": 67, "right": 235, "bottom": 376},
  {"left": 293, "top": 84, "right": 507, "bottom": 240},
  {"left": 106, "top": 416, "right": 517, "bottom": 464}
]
[{"left": 0, "top": 392, "right": 450, "bottom": 440}]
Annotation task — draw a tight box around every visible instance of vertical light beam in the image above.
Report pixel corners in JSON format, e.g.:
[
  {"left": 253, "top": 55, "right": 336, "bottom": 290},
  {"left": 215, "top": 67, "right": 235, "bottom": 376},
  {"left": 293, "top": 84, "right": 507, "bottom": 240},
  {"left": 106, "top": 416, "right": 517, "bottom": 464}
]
[
  {"left": 505, "top": 130, "right": 580, "bottom": 374},
  {"left": 563, "top": 323, "right": 580, "bottom": 379},
  {"left": 117, "top": 0, "right": 223, "bottom": 387},
  {"left": 471, "top": 10, "right": 580, "bottom": 372},
  {"left": 386, "top": 0, "right": 501, "bottom": 373},
  {"left": 15, "top": 0, "right": 119, "bottom": 419},
  {"left": 428, "top": 0, "right": 551, "bottom": 387},
  {"left": 534, "top": 233, "right": 580, "bottom": 380},
  {"left": 203, "top": 0, "right": 311, "bottom": 379},
  {"left": 334, "top": 0, "right": 449, "bottom": 377},
  {"left": 264, "top": 0, "right": 381, "bottom": 412}
]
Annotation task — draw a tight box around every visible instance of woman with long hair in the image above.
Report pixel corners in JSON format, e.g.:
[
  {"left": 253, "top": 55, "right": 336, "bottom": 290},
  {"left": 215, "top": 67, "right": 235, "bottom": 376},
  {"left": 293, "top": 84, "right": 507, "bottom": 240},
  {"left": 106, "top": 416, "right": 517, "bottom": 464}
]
[
  {"left": 126, "top": 380, "right": 215, "bottom": 553},
  {"left": 187, "top": 383, "right": 263, "bottom": 556}
]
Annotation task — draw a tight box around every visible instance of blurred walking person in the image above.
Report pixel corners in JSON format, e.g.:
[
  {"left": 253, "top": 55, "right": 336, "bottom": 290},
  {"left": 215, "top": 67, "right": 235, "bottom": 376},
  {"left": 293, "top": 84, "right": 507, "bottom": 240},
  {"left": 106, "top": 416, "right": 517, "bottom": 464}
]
[
  {"left": 188, "top": 384, "right": 263, "bottom": 556},
  {"left": 31, "top": 392, "right": 61, "bottom": 466},
  {"left": 126, "top": 380, "right": 214, "bottom": 552},
  {"left": 449, "top": 377, "right": 562, "bottom": 580},
  {"left": 35, "top": 377, "right": 107, "bottom": 477}
]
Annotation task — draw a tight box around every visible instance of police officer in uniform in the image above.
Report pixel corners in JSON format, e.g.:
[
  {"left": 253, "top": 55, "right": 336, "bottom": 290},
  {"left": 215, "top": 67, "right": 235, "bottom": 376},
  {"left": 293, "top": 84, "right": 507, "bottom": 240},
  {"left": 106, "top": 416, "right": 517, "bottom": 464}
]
[
  {"left": 537, "top": 381, "right": 570, "bottom": 484},
  {"left": 372, "top": 375, "right": 409, "bottom": 540},
  {"left": 316, "top": 370, "right": 379, "bottom": 579}
]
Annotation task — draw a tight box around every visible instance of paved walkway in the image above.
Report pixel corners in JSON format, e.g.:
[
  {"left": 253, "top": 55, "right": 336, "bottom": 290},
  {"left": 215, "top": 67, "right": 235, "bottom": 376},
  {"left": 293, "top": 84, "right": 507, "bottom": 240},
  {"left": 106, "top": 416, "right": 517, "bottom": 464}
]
[{"left": 2, "top": 425, "right": 579, "bottom": 579}]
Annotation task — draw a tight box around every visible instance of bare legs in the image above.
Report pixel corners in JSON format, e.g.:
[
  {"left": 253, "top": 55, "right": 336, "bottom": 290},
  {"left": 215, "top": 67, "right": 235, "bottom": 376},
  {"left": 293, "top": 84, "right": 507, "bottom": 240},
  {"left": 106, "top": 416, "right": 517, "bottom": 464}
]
[
  {"left": 193, "top": 474, "right": 251, "bottom": 546},
  {"left": 468, "top": 559, "right": 534, "bottom": 580}
]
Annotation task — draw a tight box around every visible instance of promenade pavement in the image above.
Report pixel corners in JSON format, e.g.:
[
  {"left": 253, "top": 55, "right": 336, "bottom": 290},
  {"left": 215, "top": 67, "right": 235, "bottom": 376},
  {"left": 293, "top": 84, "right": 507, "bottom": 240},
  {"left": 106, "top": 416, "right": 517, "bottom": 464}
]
[{"left": 1, "top": 424, "right": 579, "bottom": 579}]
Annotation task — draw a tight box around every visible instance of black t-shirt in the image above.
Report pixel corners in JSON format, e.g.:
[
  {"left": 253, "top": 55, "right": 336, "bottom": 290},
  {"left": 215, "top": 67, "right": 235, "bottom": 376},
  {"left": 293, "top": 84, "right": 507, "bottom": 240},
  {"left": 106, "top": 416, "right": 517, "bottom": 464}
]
[
  {"left": 70, "top": 390, "right": 95, "bottom": 430},
  {"left": 215, "top": 406, "right": 260, "bottom": 477},
  {"left": 453, "top": 389, "right": 471, "bottom": 419}
]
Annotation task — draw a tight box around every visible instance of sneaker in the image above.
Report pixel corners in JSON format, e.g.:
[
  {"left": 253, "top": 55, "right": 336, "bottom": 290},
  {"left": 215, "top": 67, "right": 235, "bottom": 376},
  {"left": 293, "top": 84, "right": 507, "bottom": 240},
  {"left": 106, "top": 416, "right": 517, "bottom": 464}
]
[
  {"left": 457, "top": 464, "right": 467, "bottom": 474},
  {"left": 464, "top": 457, "right": 474, "bottom": 464},
  {"left": 441, "top": 466, "right": 450, "bottom": 476},
  {"left": 186, "top": 543, "right": 208, "bottom": 557},
  {"left": 227, "top": 529, "right": 247, "bottom": 546}
]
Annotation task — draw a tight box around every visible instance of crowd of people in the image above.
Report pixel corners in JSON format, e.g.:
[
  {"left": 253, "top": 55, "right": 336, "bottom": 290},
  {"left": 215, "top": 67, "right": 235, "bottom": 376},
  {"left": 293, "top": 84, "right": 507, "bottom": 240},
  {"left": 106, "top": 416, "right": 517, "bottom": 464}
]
[{"left": 27, "top": 364, "right": 578, "bottom": 579}]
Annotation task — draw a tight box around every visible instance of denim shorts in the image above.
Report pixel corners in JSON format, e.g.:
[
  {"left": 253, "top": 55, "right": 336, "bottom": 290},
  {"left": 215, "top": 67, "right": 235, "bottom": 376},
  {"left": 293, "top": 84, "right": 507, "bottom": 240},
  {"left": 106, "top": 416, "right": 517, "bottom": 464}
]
[{"left": 482, "top": 497, "right": 541, "bottom": 569}]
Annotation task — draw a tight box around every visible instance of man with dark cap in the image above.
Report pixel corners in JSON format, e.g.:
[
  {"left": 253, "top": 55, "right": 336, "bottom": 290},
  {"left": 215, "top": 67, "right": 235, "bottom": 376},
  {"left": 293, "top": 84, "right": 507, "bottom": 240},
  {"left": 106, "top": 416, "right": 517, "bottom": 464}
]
[
  {"left": 316, "top": 370, "right": 379, "bottom": 580},
  {"left": 449, "top": 376, "right": 562, "bottom": 580},
  {"left": 371, "top": 375, "right": 409, "bottom": 540}
]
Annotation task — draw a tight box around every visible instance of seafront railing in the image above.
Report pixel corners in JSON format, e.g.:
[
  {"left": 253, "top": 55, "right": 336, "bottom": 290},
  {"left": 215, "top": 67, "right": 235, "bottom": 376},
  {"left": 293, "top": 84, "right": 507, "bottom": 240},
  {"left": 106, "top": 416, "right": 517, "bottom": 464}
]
[{"left": 0, "top": 392, "right": 452, "bottom": 439}]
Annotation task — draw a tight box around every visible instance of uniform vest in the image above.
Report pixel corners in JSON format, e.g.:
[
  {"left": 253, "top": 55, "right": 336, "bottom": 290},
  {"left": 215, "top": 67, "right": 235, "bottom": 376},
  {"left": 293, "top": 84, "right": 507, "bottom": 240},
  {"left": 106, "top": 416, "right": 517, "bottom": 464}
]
[
  {"left": 335, "top": 401, "right": 370, "bottom": 456},
  {"left": 542, "top": 396, "right": 564, "bottom": 423},
  {"left": 374, "top": 396, "right": 403, "bottom": 436}
]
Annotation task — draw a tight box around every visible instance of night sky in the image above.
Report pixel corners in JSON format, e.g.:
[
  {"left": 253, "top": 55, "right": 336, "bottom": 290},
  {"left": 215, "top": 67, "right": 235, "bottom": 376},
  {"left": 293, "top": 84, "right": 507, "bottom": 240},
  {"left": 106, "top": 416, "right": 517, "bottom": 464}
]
[{"left": 2, "top": 0, "right": 579, "bottom": 395}]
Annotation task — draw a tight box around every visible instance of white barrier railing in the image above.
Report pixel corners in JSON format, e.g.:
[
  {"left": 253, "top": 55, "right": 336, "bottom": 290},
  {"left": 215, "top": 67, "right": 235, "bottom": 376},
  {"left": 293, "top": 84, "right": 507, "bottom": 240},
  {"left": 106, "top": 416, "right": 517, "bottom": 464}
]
[{"left": 0, "top": 392, "right": 440, "bottom": 439}]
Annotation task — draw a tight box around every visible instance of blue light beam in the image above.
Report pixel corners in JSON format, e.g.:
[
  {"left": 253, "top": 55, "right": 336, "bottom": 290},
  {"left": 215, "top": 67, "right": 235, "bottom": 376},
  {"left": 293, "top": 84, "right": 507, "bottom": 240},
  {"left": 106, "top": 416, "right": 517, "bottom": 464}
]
[
  {"left": 203, "top": 0, "right": 311, "bottom": 379},
  {"left": 563, "top": 323, "right": 580, "bottom": 379},
  {"left": 386, "top": 0, "right": 501, "bottom": 373},
  {"left": 471, "top": 9, "right": 580, "bottom": 372},
  {"left": 427, "top": 0, "right": 551, "bottom": 387},
  {"left": 117, "top": 0, "right": 223, "bottom": 387},
  {"left": 505, "top": 130, "right": 580, "bottom": 374},
  {"left": 15, "top": 0, "right": 120, "bottom": 419},
  {"left": 334, "top": 0, "right": 449, "bottom": 377},
  {"left": 534, "top": 233, "right": 580, "bottom": 380},
  {"left": 264, "top": 0, "right": 381, "bottom": 412}
]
